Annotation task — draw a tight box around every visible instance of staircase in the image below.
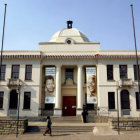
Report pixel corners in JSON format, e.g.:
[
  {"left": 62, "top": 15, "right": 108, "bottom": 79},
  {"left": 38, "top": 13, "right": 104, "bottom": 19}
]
[
  {"left": 26, "top": 116, "right": 94, "bottom": 133},
  {"left": 51, "top": 116, "right": 82, "bottom": 123},
  {"left": 26, "top": 116, "right": 82, "bottom": 123},
  {"left": 27, "top": 125, "right": 93, "bottom": 133},
  {"left": 25, "top": 114, "right": 109, "bottom": 134}
]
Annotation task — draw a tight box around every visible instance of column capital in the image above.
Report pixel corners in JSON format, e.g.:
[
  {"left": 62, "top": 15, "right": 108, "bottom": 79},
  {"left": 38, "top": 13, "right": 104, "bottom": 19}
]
[
  {"left": 77, "top": 65, "right": 83, "bottom": 68},
  {"left": 56, "top": 64, "right": 62, "bottom": 68}
]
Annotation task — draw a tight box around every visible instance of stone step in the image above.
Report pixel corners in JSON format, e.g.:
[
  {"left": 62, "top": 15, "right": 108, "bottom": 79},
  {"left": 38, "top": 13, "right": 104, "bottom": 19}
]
[
  {"left": 27, "top": 116, "right": 82, "bottom": 123},
  {"left": 51, "top": 116, "right": 82, "bottom": 122},
  {"left": 26, "top": 126, "right": 93, "bottom": 133}
]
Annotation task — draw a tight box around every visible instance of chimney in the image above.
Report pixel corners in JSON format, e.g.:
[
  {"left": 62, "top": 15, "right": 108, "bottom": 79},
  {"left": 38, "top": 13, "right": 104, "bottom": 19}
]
[{"left": 67, "top": 20, "right": 73, "bottom": 29}]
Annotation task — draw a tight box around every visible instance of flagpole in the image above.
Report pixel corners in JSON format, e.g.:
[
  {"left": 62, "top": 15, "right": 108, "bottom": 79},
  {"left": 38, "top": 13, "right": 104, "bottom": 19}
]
[
  {"left": 0, "top": 4, "right": 7, "bottom": 80},
  {"left": 130, "top": 4, "right": 140, "bottom": 108}
]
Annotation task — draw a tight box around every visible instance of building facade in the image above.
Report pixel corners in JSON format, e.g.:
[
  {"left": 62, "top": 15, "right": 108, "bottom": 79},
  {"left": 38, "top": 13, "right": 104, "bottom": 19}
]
[{"left": 0, "top": 21, "right": 140, "bottom": 118}]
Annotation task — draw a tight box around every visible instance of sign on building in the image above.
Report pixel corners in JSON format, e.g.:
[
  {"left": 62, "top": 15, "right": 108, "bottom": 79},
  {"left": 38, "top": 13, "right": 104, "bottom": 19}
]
[
  {"left": 45, "top": 67, "right": 56, "bottom": 103},
  {"left": 86, "top": 67, "right": 97, "bottom": 104}
]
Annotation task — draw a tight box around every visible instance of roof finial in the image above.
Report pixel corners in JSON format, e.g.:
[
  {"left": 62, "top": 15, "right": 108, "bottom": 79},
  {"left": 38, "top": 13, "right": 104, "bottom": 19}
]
[{"left": 67, "top": 20, "right": 73, "bottom": 29}]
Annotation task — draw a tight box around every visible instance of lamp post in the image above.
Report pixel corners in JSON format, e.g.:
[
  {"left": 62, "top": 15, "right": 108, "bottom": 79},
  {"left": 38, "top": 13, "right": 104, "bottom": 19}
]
[
  {"left": 0, "top": 4, "right": 7, "bottom": 80},
  {"left": 16, "top": 79, "right": 22, "bottom": 138},
  {"left": 116, "top": 85, "right": 120, "bottom": 135},
  {"left": 130, "top": 4, "right": 140, "bottom": 109}
]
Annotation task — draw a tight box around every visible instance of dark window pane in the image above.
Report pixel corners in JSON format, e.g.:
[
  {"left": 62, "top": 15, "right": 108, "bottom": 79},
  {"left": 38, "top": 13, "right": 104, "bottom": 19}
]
[
  {"left": 134, "top": 65, "right": 140, "bottom": 80},
  {"left": 0, "top": 92, "right": 4, "bottom": 108},
  {"left": 24, "top": 92, "right": 31, "bottom": 109},
  {"left": 136, "top": 92, "right": 140, "bottom": 109},
  {"left": 25, "top": 73, "right": 31, "bottom": 80},
  {"left": 84, "top": 68, "right": 86, "bottom": 83},
  {"left": 120, "top": 65, "right": 127, "bottom": 79},
  {"left": 121, "top": 90, "right": 130, "bottom": 109},
  {"left": 11, "top": 65, "right": 20, "bottom": 79},
  {"left": 25, "top": 65, "right": 32, "bottom": 80},
  {"left": 108, "top": 92, "right": 115, "bottom": 109},
  {"left": 0, "top": 65, "right": 6, "bottom": 80},
  {"left": 107, "top": 65, "right": 113, "bottom": 80},
  {"left": 65, "top": 69, "right": 73, "bottom": 80},
  {"left": 9, "top": 90, "right": 18, "bottom": 109}
]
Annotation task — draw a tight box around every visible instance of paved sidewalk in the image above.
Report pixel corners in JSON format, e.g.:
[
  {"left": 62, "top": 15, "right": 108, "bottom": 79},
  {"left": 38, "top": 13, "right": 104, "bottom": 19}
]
[{"left": 0, "top": 131, "right": 140, "bottom": 140}]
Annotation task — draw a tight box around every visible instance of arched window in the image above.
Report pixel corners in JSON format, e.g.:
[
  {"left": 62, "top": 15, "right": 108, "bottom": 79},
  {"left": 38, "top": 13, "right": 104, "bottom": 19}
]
[
  {"left": 9, "top": 90, "right": 18, "bottom": 109},
  {"left": 121, "top": 90, "right": 130, "bottom": 109}
]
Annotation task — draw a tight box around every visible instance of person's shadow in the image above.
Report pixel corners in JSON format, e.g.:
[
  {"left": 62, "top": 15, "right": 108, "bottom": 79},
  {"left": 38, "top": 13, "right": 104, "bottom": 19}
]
[{"left": 49, "top": 134, "right": 72, "bottom": 137}]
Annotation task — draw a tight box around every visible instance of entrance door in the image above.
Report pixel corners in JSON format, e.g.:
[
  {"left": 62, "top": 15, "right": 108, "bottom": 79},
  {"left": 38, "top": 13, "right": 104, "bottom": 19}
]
[{"left": 62, "top": 96, "right": 76, "bottom": 116}]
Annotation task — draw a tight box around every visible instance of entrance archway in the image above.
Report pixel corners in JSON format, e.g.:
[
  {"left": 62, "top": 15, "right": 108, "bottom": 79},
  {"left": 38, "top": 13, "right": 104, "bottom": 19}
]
[
  {"left": 9, "top": 89, "right": 18, "bottom": 109},
  {"left": 121, "top": 89, "right": 130, "bottom": 109}
]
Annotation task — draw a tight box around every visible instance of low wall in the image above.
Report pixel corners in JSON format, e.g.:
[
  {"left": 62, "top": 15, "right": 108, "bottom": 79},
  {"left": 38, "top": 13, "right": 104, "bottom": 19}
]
[
  {"left": 0, "top": 118, "right": 28, "bottom": 135},
  {"left": 109, "top": 118, "right": 140, "bottom": 131}
]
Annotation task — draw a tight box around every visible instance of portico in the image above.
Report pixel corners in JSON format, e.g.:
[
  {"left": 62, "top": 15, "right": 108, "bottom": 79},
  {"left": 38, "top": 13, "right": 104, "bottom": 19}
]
[{"left": 41, "top": 64, "right": 96, "bottom": 116}]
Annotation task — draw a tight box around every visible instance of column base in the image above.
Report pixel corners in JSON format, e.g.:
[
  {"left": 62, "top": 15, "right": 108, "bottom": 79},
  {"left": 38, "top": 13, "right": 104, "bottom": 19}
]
[
  {"left": 54, "top": 108, "right": 62, "bottom": 116},
  {"left": 76, "top": 108, "right": 83, "bottom": 115}
]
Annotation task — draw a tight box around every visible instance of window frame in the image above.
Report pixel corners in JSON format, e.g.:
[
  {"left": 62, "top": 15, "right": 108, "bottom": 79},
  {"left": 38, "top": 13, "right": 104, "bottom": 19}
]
[
  {"left": 9, "top": 90, "right": 18, "bottom": 109},
  {"left": 107, "top": 65, "right": 114, "bottom": 80},
  {"left": 25, "top": 65, "right": 32, "bottom": 80},
  {"left": 108, "top": 92, "right": 115, "bottom": 110},
  {"left": 0, "top": 65, "right": 6, "bottom": 80},
  {"left": 133, "top": 65, "right": 140, "bottom": 81},
  {"left": 135, "top": 92, "right": 140, "bottom": 110},
  {"left": 23, "top": 92, "right": 31, "bottom": 110},
  {"left": 121, "top": 90, "right": 130, "bottom": 110},
  {"left": 119, "top": 65, "right": 128, "bottom": 79},
  {"left": 65, "top": 68, "right": 74, "bottom": 82},
  {"left": 11, "top": 65, "right": 20, "bottom": 79},
  {"left": 0, "top": 91, "right": 4, "bottom": 109}
]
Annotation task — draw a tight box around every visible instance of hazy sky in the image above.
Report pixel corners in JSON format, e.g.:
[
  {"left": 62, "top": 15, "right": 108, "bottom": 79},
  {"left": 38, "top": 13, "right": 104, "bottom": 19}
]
[{"left": 0, "top": 0, "right": 140, "bottom": 51}]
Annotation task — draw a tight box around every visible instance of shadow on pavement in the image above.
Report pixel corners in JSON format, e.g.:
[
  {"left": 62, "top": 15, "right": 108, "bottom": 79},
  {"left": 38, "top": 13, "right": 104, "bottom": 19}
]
[{"left": 48, "top": 134, "right": 72, "bottom": 136}]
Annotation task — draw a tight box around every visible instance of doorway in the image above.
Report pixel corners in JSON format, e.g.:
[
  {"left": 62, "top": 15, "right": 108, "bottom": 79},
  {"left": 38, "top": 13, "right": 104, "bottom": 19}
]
[{"left": 62, "top": 96, "right": 76, "bottom": 116}]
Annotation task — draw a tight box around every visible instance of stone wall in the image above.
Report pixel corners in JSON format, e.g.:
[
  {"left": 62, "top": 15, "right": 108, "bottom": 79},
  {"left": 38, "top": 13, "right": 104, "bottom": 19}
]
[
  {"left": 0, "top": 118, "right": 28, "bottom": 135},
  {"left": 109, "top": 118, "right": 140, "bottom": 131}
]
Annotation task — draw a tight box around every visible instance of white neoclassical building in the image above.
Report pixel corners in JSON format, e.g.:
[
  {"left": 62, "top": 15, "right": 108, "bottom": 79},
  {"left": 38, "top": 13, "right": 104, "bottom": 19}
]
[{"left": 0, "top": 21, "right": 140, "bottom": 118}]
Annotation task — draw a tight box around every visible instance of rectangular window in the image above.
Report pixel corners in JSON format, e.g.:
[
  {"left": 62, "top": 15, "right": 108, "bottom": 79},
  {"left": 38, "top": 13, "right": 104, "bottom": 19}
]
[
  {"left": 0, "top": 65, "right": 6, "bottom": 80},
  {"left": 108, "top": 92, "right": 115, "bottom": 109},
  {"left": 65, "top": 68, "right": 73, "bottom": 81},
  {"left": 107, "top": 65, "right": 113, "bottom": 80},
  {"left": 136, "top": 92, "right": 140, "bottom": 109},
  {"left": 119, "top": 65, "right": 127, "bottom": 79},
  {"left": 11, "top": 65, "right": 20, "bottom": 79},
  {"left": 0, "top": 92, "right": 4, "bottom": 109},
  {"left": 23, "top": 92, "right": 31, "bottom": 109},
  {"left": 84, "top": 68, "right": 86, "bottom": 83},
  {"left": 25, "top": 65, "right": 32, "bottom": 80},
  {"left": 133, "top": 65, "right": 140, "bottom": 80}
]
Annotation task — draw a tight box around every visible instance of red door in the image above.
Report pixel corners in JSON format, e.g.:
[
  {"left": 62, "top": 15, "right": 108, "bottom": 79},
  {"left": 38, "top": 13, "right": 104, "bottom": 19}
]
[{"left": 62, "top": 96, "right": 76, "bottom": 116}]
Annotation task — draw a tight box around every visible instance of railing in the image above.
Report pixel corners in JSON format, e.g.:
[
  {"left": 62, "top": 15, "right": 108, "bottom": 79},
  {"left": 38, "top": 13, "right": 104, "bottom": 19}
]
[
  {"left": 7, "top": 79, "right": 22, "bottom": 88},
  {"left": 118, "top": 79, "right": 133, "bottom": 87}
]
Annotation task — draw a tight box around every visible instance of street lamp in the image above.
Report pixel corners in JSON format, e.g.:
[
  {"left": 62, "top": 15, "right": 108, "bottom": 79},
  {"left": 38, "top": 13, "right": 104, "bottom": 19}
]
[
  {"left": 16, "top": 79, "right": 22, "bottom": 138},
  {"left": 130, "top": 5, "right": 140, "bottom": 109},
  {"left": 116, "top": 85, "right": 120, "bottom": 135},
  {"left": 0, "top": 4, "right": 7, "bottom": 80}
]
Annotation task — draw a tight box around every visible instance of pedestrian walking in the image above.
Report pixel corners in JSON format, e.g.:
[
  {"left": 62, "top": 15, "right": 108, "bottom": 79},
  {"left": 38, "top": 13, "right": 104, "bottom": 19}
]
[{"left": 43, "top": 116, "right": 52, "bottom": 136}]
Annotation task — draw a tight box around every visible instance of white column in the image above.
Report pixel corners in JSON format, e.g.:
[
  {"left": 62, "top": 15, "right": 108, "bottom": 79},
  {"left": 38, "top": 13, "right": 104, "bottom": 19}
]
[
  {"left": 77, "top": 65, "right": 83, "bottom": 115},
  {"left": 54, "top": 65, "right": 62, "bottom": 115},
  {"left": 38, "top": 65, "right": 43, "bottom": 116}
]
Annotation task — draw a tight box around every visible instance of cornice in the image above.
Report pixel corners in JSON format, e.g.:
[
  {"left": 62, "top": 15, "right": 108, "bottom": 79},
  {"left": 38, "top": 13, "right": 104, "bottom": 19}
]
[{"left": 1, "top": 54, "right": 140, "bottom": 60}]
